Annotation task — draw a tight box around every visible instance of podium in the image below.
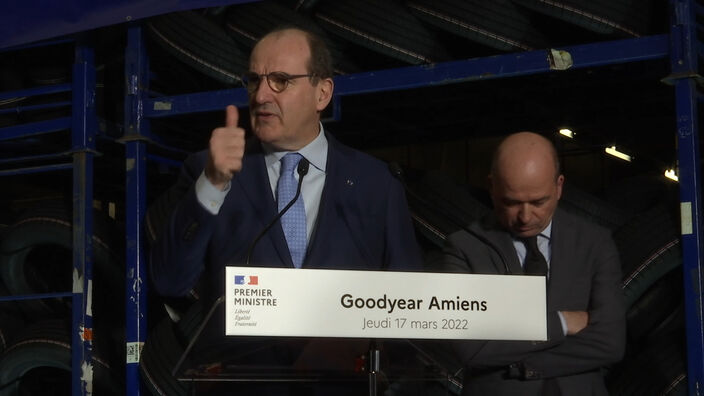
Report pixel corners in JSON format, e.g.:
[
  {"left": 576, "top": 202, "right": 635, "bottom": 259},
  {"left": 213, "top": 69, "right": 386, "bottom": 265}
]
[
  {"left": 139, "top": 267, "right": 545, "bottom": 395},
  {"left": 166, "top": 297, "right": 463, "bottom": 395},
  {"left": 138, "top": 299, "right": 463, "bottom": 395}
]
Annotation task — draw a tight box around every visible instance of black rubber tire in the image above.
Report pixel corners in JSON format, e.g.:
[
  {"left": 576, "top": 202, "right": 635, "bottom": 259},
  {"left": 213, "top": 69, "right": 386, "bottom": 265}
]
[
  {"left": 605, "top": 174, "right": 679, "bottom": 218},
  {"left": 624, "top": 267, "right": 683, "bottom": 349},
  {"left": 0, "top": 312, "right": 24, "bottom": 354},
  {"left": 606, "top": 329, "right": 687, "bottom": 395},
  {"left": 314, "top": 0, "right": 451, "bottom": 64},
  {"left": 0, "top": 280, "right": 22, "bottom": 321},
  {"left": 139, "top": 315, "right": 190, "bottom": 396},
  {"left": 145, "top": 185, "right": 183, "bottom": 247},
  {"left": 406, "top": 169, "right": 491, "bottom": 252},
  {"left": 0, "top": 68, "right": 26, "bottom": 128},
  {"left": 173, "top": 298, "right": 206, "bottom": 343},
  {"left": 147, "top": 10, "right": 249, "bottom": 86},
  {"left": 559, "top": 182, "right": 629, "bottom": 231},
  {"left": 0, "top": 200, "right": 124, "bottom": 327},
  {"left": 614, "top": 204, "right": 681, "bottom": 309},
  {"left": 407, "top": 0, "right": 548, "bottom": 51},
  {"left": 416, "top": 170, "right": 492, "bottom": 228},
  {"left": 512, "top": 0, "right": 656, "bottom": 37},
  {"left": 0, "top": 319, "right": 123, "bottom": 395},
  {"left": 643, "top": 302, "right": 685, "bottom": 348},
  {"left": 224, "top": 1, "right": 359, "bottom": 74}
]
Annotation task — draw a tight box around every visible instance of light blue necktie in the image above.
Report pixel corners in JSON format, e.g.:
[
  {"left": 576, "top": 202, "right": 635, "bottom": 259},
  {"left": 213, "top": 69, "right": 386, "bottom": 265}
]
[{"left": 277, "top": 153, "right": 307, "bottom": 268}]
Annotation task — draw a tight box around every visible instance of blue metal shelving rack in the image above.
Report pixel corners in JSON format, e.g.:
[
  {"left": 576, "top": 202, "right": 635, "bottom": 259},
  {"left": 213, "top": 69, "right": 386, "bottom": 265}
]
[
  {"left": 122, "top": 24, "right": 150, "bottom": 396},
  {"left": 0, "top": 41, "right": 98, "bottom": 395},
  {"left": 125, "top": 1, "right": 704, "bottom": 394},
  {"left": 0, "top": 0, "right": 700, "bottom": 394}
]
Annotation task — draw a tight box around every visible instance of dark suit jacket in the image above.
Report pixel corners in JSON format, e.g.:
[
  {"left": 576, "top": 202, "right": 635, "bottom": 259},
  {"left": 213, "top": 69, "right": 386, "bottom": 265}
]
[
  {"left": 150, "top": 132, "right": 423, "bottom": 301},
  {"left": 440, "top": 208, "right": 625, "bottom": 396}
]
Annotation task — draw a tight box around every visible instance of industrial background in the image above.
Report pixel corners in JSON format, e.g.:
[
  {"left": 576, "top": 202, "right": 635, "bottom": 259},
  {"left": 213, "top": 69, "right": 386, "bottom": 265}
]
[{"left": 0, "top": 0, "right": 699, "bottom": 394}]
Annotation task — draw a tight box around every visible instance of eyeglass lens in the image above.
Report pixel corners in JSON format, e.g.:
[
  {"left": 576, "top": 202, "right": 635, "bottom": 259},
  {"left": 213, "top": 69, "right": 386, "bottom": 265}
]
[
  {"left": 243, "top": 72, "right": 289, "bottom": 93},
  {"left": 242, "top": 72, "right": 312, "bottom": 93}
]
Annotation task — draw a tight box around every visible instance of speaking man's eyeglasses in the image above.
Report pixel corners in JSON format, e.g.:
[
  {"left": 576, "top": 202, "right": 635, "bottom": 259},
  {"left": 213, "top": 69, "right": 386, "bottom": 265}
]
[{"left": 241, "top": 71, "right": 315, "bottom": 94}]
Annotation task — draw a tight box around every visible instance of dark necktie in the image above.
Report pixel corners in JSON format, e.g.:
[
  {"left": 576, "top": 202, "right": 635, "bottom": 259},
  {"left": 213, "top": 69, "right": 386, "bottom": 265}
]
[
  {"left": 523, "top": 236, "right": 558, "bottom": 395},
  {"left": 522, "top": 235, "right": 548, "bottom": 276}
]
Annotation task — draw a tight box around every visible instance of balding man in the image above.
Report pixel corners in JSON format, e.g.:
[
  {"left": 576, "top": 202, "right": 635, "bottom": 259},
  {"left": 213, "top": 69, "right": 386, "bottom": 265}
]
[{"left": 440, "top": 132, "right": 625, "bottom": 396}]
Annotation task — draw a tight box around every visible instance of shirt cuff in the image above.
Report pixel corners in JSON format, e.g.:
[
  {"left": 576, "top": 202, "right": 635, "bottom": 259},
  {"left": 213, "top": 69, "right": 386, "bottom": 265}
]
[
  {"left": 195, "top": 171, "right": 230, "bottom": 214},
  {"left": 557, "top": 311, "right": 568, "bottom": 336}
]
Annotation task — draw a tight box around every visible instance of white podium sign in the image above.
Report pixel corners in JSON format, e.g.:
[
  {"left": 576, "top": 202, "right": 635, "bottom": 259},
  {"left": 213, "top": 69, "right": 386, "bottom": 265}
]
[{"left": 225, "top": 267, "right": 546, "bottom": 341}]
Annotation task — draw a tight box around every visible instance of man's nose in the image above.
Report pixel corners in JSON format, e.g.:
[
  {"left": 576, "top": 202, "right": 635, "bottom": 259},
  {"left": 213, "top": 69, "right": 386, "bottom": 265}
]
[{"left": 518, "top": 204, "right": 531, "bottom": 223}]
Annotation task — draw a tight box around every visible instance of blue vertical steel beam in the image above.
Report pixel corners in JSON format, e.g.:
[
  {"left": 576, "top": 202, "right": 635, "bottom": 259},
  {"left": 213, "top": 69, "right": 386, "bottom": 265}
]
[
  {"left": 677, "top": 76, "right": 703, "bottom": 396},
  {"left": 71, "top": 43, "right": 97, "bottom": 396},
  {"left": 124, "top": 139, "right": 147, "bottom": 395},
  {"left": 123, "top": 24, "right": 150, "bottom": 396},
  {"left": 670, "top": 0, "right": 704, "bottom": 394}
]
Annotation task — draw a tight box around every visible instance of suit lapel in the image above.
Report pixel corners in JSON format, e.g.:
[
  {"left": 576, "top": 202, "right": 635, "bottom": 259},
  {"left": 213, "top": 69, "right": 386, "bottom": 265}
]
[
  {"left": 306, "top": 134, "right": 371, "bottom": 267},
  {"left": 234, "top": 141, "right": 294, "bottom": 267},
  {"left": 545, "top": 210, "right": 569, "bottom": 308},
  {"left": 476, "top": 217, "right": 524, "bottom": 274}
]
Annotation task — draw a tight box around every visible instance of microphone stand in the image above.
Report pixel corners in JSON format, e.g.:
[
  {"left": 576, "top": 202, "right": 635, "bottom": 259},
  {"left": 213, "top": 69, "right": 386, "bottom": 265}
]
[
  {"left": 246, "top": 158, "right": 309, "bottom": 266},
  {"left": 368, "top": 339, "right": 380, "bottom": 396},
  {"left": 171, "top": 295, "right": 225, "bottom": 377},
  {"left": 172, "top": 158, "right": 310, "bottom": 379}
]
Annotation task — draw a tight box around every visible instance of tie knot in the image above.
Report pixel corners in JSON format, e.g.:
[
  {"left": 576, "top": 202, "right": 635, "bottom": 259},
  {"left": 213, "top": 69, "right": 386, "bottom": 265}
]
[
  {"left": 521, "top": 235, "right": 540, "bottom": 252},
  {"left": 520, "top": 235, "right": 547, "bottom": 276},
  {"left": 281, "top": 152, "right": 303, "bottom": 174}
]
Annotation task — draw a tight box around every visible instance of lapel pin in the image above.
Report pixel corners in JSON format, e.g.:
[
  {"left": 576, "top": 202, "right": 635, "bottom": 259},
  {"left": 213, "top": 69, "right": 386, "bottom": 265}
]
[{"left": 346, "top": 179, "right": 354, "bottom": 186}]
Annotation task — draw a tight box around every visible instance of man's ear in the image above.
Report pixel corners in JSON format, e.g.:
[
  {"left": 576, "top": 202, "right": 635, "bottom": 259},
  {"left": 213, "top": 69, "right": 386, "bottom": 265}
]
[{"left": 316, "top": 77, "right": 334, "bottom": 111}]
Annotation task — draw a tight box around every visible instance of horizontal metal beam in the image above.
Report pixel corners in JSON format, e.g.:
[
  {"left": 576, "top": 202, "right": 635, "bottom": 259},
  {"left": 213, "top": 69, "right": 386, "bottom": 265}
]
[
  {"left": 334, "top": 34, "right": 670, "bottom": 95},
  {"left": 0, "top": 292, "right": 72, "bottom": 301},
  {"left": 144, "top": 88, "right": 248, "bottom": 118},
  {"left": 0, "top": 162, "right": 72, "bottom": 176},
  {"left": 0, "top": 117, "right": 71, "bottom": 140},
  {"left": 142, "top": 34, "right": 669, "bottom": 119},
  {"left": 147, "top": 153, "right": 183, "bottom": 168},
  {"left": 0, "top": 100, "right": 71, "bottom": 116},
  {"left": 0, "top": 83, "right": 71, "bottom": 101},
  {"left": 0, "top": 151, "right": 72, "bottom": 165}
]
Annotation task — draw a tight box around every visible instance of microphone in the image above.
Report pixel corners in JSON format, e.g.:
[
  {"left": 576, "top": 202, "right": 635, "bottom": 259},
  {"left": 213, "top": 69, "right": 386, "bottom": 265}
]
[
  {"left": 388, "top": 162, "right": 512, "bottom": 274},
  {"left": 245, "top": 158, "right": 310, "bottom": 266},
  {"left": 173, "top": 159, "right": 310, "bottom": 378}
]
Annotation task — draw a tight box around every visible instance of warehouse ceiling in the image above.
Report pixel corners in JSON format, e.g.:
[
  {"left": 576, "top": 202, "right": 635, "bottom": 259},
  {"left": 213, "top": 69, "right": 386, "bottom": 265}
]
[
  {"left": 0, "top": 0, "right": 676, "bottom": 204},
  {"left": 142, "top": 0, "right": 676, "bottom": 185}
]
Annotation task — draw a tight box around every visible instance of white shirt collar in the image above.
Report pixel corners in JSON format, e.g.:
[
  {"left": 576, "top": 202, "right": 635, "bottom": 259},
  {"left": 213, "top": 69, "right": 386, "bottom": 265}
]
[
  {"left": 540, "top": 221, "right": 553, "bottom": 240},
  {"left": 264, "top": 122, "right": 328, "bottom": 173}
]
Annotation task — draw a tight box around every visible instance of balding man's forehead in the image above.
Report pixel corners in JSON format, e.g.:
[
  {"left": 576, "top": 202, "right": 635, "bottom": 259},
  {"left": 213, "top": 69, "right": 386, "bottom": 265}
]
[{"left": 492, "top": 132, "right": 560, "bottom": 178}]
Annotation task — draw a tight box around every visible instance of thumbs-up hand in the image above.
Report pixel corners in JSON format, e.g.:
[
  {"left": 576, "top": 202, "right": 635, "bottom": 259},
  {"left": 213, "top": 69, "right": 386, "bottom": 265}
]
[{"left": 205, "top": 105, "right": 246, "bottom": 190}]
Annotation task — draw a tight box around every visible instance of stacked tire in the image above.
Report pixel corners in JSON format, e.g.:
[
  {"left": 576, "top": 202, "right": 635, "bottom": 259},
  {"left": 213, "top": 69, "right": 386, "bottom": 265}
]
[
  {"left": 606, "top": 203, "right": 686, "bottom": 395},
  {"left": 0, "top": 200, "right": 125, "bottom": 395}
]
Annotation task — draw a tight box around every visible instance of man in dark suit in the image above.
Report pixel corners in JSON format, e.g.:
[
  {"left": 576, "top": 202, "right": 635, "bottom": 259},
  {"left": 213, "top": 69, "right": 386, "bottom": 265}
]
[
  {"left": 147, "top": 26, "right": 422, "bottom": 391},
  {"left": 440, "top": 132, "right": 625, "bottom": 396},
  {"left": 150, "top": 25, "right": 421, "bottom": 297}
]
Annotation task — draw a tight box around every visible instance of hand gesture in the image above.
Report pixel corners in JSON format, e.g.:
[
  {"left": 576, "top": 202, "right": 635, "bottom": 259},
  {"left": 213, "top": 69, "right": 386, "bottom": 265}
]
[{"left": 205, "top": 105, "right": 245, "bottom": 190}]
